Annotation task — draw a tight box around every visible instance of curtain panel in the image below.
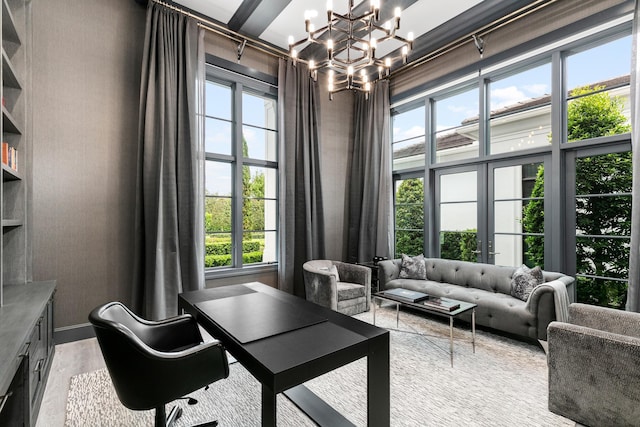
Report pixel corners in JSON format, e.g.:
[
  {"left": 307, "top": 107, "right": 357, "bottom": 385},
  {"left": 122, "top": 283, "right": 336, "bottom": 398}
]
[
  {"left": 278, "top": 59, "right": 326, "bottom": 297},
  {"left": 627, "top": 0, "right": 640, "bottom": 312},
  {"left": 133, "top": 3, "right": 205, "bottom": 319},
  {"left": 347, "top": 80, "right": 393, "bottom": 263}
]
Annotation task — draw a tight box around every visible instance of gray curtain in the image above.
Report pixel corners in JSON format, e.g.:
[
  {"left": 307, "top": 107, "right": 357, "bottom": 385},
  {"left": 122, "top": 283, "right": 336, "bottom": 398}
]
[
  {"left": 133, "top": 3, "right": 205, "bottom": 319},
  {"left": 277, "top": 59, "right": 325, "bottom": 297},
  {"left": 628, "top": 0, "right": 640, "bottom": 312},
  {"left": 347, "top": 80, "right": 393, "bottom": 263}
]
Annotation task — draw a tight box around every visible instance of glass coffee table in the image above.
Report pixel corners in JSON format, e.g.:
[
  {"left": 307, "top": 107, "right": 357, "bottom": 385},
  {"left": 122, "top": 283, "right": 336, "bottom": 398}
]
[{"left": 372, "top": 290, "right": 477, "bottom": 367}]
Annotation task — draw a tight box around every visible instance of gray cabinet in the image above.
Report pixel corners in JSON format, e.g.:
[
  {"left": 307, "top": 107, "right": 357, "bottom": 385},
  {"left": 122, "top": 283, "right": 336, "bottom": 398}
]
[{"left": 0, "top": 282, "right": 55, "bottom": 427}]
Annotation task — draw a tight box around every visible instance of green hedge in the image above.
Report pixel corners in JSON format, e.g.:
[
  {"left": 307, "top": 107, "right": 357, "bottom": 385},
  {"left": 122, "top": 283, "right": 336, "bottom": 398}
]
[
  {"left": 205, "top": 251, "right": 264, "bottom": 267},
  {"left": 205, "top": 240, "right": 262, "bottom": 256}
]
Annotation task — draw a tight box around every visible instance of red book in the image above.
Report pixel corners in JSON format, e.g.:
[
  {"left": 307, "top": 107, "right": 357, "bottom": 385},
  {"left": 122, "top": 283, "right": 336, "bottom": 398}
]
[{"left": 2, "top": 142, "right": 8, "bottom": 166}]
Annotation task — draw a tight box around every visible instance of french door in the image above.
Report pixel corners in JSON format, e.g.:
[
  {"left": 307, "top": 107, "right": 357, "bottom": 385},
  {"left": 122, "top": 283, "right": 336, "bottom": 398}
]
[{"left": 435, "top": 156, "right": 548, "bottom": 267}]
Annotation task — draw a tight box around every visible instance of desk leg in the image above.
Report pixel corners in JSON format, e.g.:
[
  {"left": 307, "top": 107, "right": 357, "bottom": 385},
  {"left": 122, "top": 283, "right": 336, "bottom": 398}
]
[
  {"left": 262, "top": 384, "right": 276, "bottom": 427},
  {"left": 368, "top": 333, "right": 390, "bottom": 427}
]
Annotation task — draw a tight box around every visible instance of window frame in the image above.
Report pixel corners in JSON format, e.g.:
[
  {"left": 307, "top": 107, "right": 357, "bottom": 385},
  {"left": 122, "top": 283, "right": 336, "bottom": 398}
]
[
  {"left": 204, "top": 63, "right": 279, "bottom": 278},
  {"left": 389, "top": 16, "right": 633, "bottom": 306}
]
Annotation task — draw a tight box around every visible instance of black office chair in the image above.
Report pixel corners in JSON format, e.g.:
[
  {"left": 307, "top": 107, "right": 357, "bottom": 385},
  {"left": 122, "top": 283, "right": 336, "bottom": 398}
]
[{"left": 89, "top": 302, "right": 229, "bottom": 427}]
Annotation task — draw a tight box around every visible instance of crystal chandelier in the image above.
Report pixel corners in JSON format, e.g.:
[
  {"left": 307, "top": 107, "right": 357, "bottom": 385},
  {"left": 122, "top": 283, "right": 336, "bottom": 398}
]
[{"left": 288, "top": 0, "right": 414, "bottom": 99}]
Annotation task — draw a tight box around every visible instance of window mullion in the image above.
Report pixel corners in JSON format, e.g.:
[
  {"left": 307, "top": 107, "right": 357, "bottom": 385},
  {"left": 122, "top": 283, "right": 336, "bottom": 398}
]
[{"left": 233, "top": 83, "right": 244, "bottom": 268}]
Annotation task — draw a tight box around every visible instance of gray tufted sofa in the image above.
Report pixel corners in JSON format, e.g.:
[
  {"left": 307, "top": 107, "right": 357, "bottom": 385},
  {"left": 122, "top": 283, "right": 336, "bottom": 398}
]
[{"left": 378, "top": 258, "right": 574, "bottom": 340}]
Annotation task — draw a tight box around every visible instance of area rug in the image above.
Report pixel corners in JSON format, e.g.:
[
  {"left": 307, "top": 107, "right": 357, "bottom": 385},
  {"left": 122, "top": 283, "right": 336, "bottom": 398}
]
[{"left": 65, "top": 306, "right": 573, "bottom": 426}]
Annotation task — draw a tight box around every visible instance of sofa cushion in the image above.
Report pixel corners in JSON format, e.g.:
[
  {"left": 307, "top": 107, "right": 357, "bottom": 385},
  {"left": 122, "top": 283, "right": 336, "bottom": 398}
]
[
  {"left": 510, "top": 265, "right": 543, "bottom": 301},
  {"left": 399, "top": 254, "right": 426, "bottom": 280},
  {"left": 337, "top": 282, "right": 365, "bottom": 300}
]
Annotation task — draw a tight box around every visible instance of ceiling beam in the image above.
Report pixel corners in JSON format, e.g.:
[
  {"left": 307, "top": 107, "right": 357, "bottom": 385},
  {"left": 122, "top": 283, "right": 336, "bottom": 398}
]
[{"left": 228, "top": 0, "right": 293, "bottom": 37}]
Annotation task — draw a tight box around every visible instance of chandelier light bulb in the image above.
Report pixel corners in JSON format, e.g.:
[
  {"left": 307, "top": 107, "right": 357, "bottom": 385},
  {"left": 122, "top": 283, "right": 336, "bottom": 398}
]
[
  {"left": 347, "top": 65, "right": 354, "bottom": 76},
  {"left": 288, "top": 35, "right": 294, "bottom": 47},
  {"left": 407, "top": 32, "right": 414, "bottom": 42},
  {"left": 365, "top": 82, "right": 371, "bottom": 91},
  {"left": 370, "top": 0, "right": 380, "bottom": 10},
  {"left": 394, "top": 7, "right": 401, "bottom": 19},
  {"left": 326, "top": 0, "right": 333, "bottom": 12},
  {"left": 384, "top": 21, "right": 391, "bottom": 32},
  {"left": 385, "top": 57, "right": 392, "bottom": 67},
  {"left": 309, "top": 59, "right": 315, "bottom": 69},
  {"left": 292, "top": 49, "right": 298, "bottom": 59}
]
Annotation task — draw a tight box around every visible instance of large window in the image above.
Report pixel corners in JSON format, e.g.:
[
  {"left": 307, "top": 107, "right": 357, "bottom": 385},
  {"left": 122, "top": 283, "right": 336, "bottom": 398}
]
[
  {"left": 204, "top": 70, "right": 278, "bottom": 271},
  {"left": 390, "top": 21, "right": 632, "bottom": 309}
]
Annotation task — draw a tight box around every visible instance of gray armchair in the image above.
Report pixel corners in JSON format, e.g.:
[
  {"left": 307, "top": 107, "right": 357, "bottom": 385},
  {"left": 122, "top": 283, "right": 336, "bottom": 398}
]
[
  {"left": 547, "top": 303, "right": 640, "bottom": 426},
  {"left": 303, "top": 260, "right": 371, "bottom": 315}
]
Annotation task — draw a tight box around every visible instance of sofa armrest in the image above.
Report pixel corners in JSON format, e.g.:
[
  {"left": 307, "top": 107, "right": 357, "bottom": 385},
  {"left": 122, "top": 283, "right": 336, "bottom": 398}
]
[
  {"left": 302, "top": 266, "right": 338, "bottom": 310},
  {"left": 569, "top": 303, "right": 640, "bottom": 339},
  {"left": 377, "top": 259, "right": 401, "bottom": 290},
  {"left": 526, "top": 279, "right": 570, "bottom": 340}
]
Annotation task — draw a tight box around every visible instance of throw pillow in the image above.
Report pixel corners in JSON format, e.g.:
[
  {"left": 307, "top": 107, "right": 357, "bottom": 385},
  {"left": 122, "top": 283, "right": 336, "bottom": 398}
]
[
  {"left": 399, "top": 254, "right": 427, "bottom": 280},
  {"left": 510, "top": 264, "right": 543, "bottom": 301}
]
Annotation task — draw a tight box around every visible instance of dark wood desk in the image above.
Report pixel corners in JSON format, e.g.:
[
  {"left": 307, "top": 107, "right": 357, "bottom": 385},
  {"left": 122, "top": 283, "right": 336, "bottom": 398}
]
[{"left": 179, "top": 282, "right": 390, "bottom": 427}]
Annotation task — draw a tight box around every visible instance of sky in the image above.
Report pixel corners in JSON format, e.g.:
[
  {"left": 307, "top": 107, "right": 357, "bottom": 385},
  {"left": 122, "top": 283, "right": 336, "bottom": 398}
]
[{"left": 393, "top": 34, "right": 632, "bottom": 143}]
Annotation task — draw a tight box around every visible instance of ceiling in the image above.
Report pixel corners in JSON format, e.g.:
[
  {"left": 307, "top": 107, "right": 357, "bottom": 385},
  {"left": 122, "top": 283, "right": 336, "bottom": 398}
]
[{"left": 170, "top": 0, "right": 541, "bottom": 72}]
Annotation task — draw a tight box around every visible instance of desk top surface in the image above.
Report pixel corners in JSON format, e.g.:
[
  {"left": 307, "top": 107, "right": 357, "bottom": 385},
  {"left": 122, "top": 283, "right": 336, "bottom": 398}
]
[{"left": 180, "top": 282, "right": 388, "bottom": 387}]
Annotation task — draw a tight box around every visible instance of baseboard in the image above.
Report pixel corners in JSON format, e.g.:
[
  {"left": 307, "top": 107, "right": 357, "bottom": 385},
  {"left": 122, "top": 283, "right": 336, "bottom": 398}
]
[{"left": 54, "top": 323, "right": 95, "bottom": 344}]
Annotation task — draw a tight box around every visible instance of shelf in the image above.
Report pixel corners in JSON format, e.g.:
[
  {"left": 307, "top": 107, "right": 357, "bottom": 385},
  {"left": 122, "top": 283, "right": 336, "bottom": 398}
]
[
  {"left": 2, "top": 49, "right": 20, "bottom": 89},
  {"left": 2, "top": 218, "right": 22, "bottom": 229},
  {"left": 2, "top": 105, "right": 21, "bottom": 134},
  {"left": 1, "top": 0, "right": 20, "bottom": 46},
  {"left": 2, "top": 163, "right": 20, "bottom": 180}
]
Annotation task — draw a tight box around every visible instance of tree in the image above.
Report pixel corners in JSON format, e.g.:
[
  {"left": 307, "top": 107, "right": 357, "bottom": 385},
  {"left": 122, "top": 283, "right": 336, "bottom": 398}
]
[{"left": 522, "top": 85, "right": 631, "bottom": 308}]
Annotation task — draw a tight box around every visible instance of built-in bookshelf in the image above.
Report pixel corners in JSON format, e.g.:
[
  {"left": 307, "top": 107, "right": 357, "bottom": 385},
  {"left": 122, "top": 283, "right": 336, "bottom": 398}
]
[{"left": 0, "top": 0, "right": 28, "bottom": 305}]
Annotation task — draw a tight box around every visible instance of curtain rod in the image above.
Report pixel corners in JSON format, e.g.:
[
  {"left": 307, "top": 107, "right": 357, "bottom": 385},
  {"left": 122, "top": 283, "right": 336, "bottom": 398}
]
[
  {"left": 150, "top": 0, "right": 555, "bottom": 79},
  {"left": 150, "top": 0, "right": 290, "bottom": 61},
  {"left": 392, "top": 0, "right": 556, "bottom": 79}
]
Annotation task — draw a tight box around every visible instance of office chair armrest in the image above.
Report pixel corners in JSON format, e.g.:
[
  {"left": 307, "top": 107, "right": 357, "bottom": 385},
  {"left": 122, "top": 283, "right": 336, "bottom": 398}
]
[{"left": 130, "top": 313, "right": 205, "bottom": 352}]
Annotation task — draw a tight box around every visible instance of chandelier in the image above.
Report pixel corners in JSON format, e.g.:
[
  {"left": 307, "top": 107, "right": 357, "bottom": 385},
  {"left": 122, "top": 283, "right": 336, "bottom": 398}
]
[{"left": 288, "top": 0, "right": 414, "bottom": 99}]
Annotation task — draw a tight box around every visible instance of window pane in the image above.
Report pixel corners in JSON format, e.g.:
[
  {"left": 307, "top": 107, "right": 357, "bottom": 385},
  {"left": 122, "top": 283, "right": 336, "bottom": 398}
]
[
  {"left": 205, "top": 196, "right": 231, "bottom": 233},
  {"left": 206, "top": 118, "right": 232, "bottom": 155},
  {"left": 435, "top": 87, "right": 479, "bottom": 163},
  {"left": 393, "top": 107, "right": 426, "bottom": 171},
  {"left": 394, "top": 177, "right": 424, "bottom": 256},
  {"left": 440, "top": 203, "right": 477, "bottom": 231},
  {"left": 440, "top": 171, "right": 476, "bottom": 202},
  {"left": 576, "top": 276, "right": 627, "bottom": 309},
  {"left": 242, "top": 126, "right": 277, "bottom": 161},
  {"left": 242, "top": 92, "right": 276, "bottom": 130},
  {"left": 440, "top": 230, "right": 477, "bottom": 262},
  {"left": 566, "top": 35, "right": 631, "bottom": 143},
  {"left": 242, "top": 231, "right": 277, "bottom": 265},
  {"left": 489, "top": 63, "right": 552, "bottom": 154},
  {"left": 206, "top": 82, "right": 231, "bottom": 120},
  {"left": 205, "top": 233, "right": 233, "bottom": 268},
  {"left": 206, "top": 161, "right": 232, "bottom": 196},
  {"left": 243, "top": 199, "right": 277, "bottom": 231}
]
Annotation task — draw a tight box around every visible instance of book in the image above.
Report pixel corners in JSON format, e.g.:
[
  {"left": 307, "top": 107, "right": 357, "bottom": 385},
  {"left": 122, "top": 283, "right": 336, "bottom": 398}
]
[
  {"left": 2, "top": 142, "right": 7, "bottom": 166},
  {"left": 422, "top": 296, "right": 460, "bottom": 312},
  {"left": 383, "top": 288, "right": 429, "bottom": 303}
]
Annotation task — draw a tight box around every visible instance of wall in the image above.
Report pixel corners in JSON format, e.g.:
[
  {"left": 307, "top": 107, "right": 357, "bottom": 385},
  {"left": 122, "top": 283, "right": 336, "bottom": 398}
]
[{"left": 31, "top": 0, "right": 146, "bottom": 328}]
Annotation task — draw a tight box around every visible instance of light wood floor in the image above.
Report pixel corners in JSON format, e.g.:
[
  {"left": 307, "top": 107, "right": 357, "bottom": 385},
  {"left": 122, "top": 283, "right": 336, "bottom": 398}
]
[{"left": 36, "top": 338, "right": 106, "bottom": 427}]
